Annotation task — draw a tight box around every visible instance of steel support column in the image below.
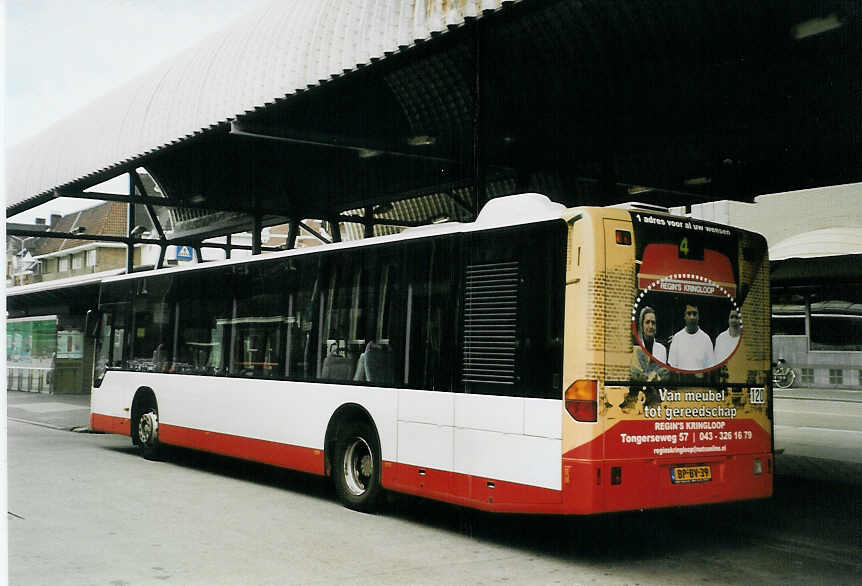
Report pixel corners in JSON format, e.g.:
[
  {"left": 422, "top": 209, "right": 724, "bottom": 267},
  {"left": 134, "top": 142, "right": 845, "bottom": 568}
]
[
  {"left": 126, "top": 172, "right": 135, "bottom": 274},
  {"left": 252, "top": 214, "right": 262, "bottom": 255},
  {"left": 364, "top": 207, "right": 374, "bottom": 239},
  {"left": 286, "top": 220, "right": 299, "bottom": 250},
  {"left": 133, "top": 171, "right": 168, "bottom": 269},
  {"left": 299, "top": 221, "right": 331, "bottom": 245},
  {"left": 328, "top": 218, "right": 342, "bottom": 243},
  {"left": 471, "top": 18, "right": 486, "bottom": 218}
]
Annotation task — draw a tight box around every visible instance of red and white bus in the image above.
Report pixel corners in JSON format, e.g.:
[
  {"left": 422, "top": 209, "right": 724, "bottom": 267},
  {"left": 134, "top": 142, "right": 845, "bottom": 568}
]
[{"left": 89, "top": 193, "right": 773, "bottom": 513}]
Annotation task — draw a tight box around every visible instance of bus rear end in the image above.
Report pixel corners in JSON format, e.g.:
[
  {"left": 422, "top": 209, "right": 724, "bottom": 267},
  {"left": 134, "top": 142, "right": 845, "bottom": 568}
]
[{"left": 561, "top": 207, "right": 772, "bottom": 514}]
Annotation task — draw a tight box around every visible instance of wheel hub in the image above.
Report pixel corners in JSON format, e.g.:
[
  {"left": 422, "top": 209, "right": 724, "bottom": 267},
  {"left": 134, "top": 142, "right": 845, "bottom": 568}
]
[
  {"left": 138, "top": 411, "right": 158, "bottom": 446},
  {"left": 343, "top": 437, "right": 373, "bottom": 496}
]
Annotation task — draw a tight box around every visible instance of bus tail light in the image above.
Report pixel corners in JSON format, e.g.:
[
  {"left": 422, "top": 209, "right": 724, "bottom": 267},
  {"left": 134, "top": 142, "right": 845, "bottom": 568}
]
[
  {"left": 565, "top": 380, "right": 598, "bottom": 422},
  {"left": 615, "top": 230, "right": 632, "bottom": 245},
  {"left": 753, "top": 459, "right": 763, "bottom": 475}
]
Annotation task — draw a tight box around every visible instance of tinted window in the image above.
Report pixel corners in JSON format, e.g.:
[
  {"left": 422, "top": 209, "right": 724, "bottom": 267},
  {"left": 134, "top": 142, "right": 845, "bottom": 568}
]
[
  {"left": 96, "top": 281, "right": 132, "bottom": 377},
  {"left": 229, "top": 261, "right": 289, "bottom": 378},
  {"left": 129, "top": 275, "right": 175, "bottom": 372},
  {"left": 403, "top": 238, "right": 458, "bottom": 392},
  {"left": 811, "top": 315, "right": 862, "bottom": 351},
  {"left": 319, "top": 249, "right": 403, "bottom": 385},
  {"left": 285, "top": 257, "right": 319, "bottom": 380},
  {"left": 771, "top": 315, "right": 805, "bottom": 336},
  {"left": 462, "top": 221, "right": 566, "bottom": 399},
  {"left": 174, "top": 267, "right": 234, "bottom": 375}
]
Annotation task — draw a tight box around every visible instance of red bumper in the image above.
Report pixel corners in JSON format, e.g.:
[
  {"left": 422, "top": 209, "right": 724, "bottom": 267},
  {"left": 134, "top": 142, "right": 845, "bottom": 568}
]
[{"left": 562, "top": 452, "right": 773, "bottom": 514}]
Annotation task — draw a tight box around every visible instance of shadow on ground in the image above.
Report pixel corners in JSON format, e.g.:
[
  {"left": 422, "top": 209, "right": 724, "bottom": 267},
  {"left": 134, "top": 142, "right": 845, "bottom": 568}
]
[{"left": 105, "top": 441, "right": 861, "bottom": 567}]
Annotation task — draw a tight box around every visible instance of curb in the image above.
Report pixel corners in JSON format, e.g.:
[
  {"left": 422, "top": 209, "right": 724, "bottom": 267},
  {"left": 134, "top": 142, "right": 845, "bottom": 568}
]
[
  {"left": 9, "top": 417, "right": 100, "bottom": 434},
  {"left": 8, "top": 417, "right": 73, "bottom": 432}
]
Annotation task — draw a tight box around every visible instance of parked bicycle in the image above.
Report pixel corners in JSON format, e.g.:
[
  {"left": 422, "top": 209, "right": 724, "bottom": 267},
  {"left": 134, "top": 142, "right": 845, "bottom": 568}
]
[{"left": 772, "top": 358, "right": 798, "bottom": 389}]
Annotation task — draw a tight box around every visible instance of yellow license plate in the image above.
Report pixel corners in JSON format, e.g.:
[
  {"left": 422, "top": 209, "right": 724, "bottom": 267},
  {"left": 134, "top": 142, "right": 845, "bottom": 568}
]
[{"left": 671, "top": 465, "right": 712, "bottom": 484}]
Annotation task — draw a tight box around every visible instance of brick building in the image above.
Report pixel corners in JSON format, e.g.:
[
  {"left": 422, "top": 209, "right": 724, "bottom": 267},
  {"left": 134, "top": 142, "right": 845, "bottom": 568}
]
[{"left": 26, "top": 202, "right": 141, "bottom": 284}]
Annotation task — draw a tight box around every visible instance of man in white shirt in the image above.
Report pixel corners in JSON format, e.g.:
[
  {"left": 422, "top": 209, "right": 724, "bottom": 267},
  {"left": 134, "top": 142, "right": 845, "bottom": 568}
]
[
  {"left": 714, "top": 309, "right": 741, "bottom": 364},
  {"left": 668, "top": 303, "right": 715, "bottom": 371}
]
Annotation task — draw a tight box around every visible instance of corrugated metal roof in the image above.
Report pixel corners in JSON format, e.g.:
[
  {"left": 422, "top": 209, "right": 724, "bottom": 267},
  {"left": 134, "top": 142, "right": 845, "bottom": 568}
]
[{"left": 7, "top": 0, "right": 513, "bottom": 213}]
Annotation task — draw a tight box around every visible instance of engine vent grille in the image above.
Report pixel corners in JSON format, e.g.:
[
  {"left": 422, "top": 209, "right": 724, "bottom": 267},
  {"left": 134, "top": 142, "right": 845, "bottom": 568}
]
[{"left": 463, "top": 261, "right": 519, "bottom": 385}]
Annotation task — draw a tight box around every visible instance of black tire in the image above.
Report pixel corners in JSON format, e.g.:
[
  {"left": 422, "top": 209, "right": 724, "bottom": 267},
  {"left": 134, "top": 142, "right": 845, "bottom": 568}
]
[
  {"left": 333, "top": 422, "right": 381, "bottom": 512},
  {"left": 133, "top": 401, "right": 162, "bottom": 460},
  {"left": 774, "top": 370, "right": 794, "bottom": 389}
]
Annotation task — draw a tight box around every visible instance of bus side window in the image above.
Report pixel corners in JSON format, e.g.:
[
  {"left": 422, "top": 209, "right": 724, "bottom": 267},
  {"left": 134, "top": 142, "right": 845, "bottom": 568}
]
[
  {"left": 286, "top": 257, "right": 319, "bottom": 380},
  {"left": 129, "top": 276, "right": 175, "bottom": 373},
  {"left": 228, "top": 262, "right": 286, "bottom": 379},
  {"left": 404, "top": 239, "right": 454, "bottom": 392},
  {"left": 98, "top": 281, "right": 132, "bottom": 371},
  {"left": 357, "top": 250, "right": 402, "bottom": 385},
  {"left": 175, "top": 268, "right": 234, "bottom": 376},
  {"left": 319, "top": 259, "right": 359, "bottom": 381},
  {"left": 318, "top": 249, "right": 403, "bottom": 385},
  {"left": 94, "top": 312, "right": 113, "bottom": 385}
]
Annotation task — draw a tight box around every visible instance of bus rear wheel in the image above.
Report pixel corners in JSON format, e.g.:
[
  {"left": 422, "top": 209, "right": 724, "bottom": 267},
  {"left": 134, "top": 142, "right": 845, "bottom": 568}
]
[
  {"left": 333, "top": 422, "right": 381, "bottom": 512},
  {"left": 134, "top": 404, "right": 161, "bottom": 460}
]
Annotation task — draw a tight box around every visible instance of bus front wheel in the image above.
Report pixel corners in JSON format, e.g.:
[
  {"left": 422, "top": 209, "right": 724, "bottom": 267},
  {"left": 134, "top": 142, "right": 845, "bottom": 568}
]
[
  {"left": 333, "top": 422, "right": 381, "bottom": 512},
  {"left": 133, "top": 403, "right": 161, "bottom": 460}
]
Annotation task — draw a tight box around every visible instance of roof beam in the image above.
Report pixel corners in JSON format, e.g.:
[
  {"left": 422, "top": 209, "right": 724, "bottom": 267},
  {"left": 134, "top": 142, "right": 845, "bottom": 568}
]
[
  {"left": 6, "top": 228, "right": 161, "bottom": 245},
  {"left": 230, "top": 121, "right": 457, "bottom": 164},
  {"left": 333, "top": 214, "right": 423, "bottom": 228},
  {"left": 298, "top": 221, "right": 331, "bottom": 245},
  {"left": 55, "top": 189, "right": 293, "bottom": 218},
  {"left": 132, "top": 171, "right": 167, "bottom": 241},
  {"left": 4, "top": 228, "right": 280, "bottom": 252}
]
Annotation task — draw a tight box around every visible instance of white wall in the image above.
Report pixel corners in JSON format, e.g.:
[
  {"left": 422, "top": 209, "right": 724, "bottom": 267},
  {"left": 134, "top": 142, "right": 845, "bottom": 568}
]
[{"left": 673, "top": 183, "right": 862, "bottom": 257}]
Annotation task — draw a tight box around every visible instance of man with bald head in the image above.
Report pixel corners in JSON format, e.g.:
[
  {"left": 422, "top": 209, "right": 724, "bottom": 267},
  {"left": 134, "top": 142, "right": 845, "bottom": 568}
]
[{"left": 668, "top": 302, "right": 715, "bottom": 371}]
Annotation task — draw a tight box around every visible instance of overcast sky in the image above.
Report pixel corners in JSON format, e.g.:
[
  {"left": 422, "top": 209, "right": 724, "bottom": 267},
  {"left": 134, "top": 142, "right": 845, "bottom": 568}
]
[{"left": 5, "top": 0, "right": 264, "bottom": 222}]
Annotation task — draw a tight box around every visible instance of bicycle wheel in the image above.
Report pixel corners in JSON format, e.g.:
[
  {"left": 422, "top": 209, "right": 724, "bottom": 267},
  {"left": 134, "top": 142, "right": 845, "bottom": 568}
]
[{"left": 774, "top": 371, "right": 793, "bottom": 389}]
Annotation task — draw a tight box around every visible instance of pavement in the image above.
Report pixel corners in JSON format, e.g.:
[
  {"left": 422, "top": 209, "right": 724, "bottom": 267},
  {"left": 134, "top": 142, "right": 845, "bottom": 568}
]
[
  {"left": 6, "top": 388, "right": 862, "bottom": 486},
  {"left": 7, "top": 390, "right": 91, "bottom": 432}
]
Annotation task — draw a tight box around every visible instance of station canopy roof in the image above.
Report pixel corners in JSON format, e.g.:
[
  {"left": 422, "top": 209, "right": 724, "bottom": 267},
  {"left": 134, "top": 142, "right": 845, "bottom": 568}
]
[{"left": 7, "top": 0, "right": 862, "bottom": 240}]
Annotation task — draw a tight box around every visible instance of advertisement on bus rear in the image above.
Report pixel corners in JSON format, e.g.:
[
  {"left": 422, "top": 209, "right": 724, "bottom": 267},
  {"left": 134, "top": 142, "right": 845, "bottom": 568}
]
[{"left": 604, "top": 211, "right": 772, "bottom": 459}]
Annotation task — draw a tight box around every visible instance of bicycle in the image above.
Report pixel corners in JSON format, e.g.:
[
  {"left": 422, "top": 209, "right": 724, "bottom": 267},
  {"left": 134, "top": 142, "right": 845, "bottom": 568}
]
[{"left": 772, "top": 358, "right": 798, "bottom": 389}]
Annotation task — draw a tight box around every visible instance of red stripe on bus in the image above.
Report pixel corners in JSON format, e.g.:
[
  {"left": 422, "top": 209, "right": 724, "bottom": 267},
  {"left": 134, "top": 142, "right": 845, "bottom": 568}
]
[
  {"left": 90, "top": 413, "right": 130, "bottom": 436},
  {"left": 91, "top": 414, "right": 771, "bottom": 514},
  {"left": 159, "top": 424, "right": 326, "bottom": 476},
  {"left": 573, "top": 453, "right": 773, "bottom": 513},
  {"left": 382, "top": 463, "right": 566, "bottom": 514}
]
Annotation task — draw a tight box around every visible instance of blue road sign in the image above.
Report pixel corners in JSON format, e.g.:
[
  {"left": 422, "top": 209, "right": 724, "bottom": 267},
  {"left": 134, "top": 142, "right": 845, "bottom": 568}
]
[{"left": 176, "top": 245, "right": 194, "bottom": 261}]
